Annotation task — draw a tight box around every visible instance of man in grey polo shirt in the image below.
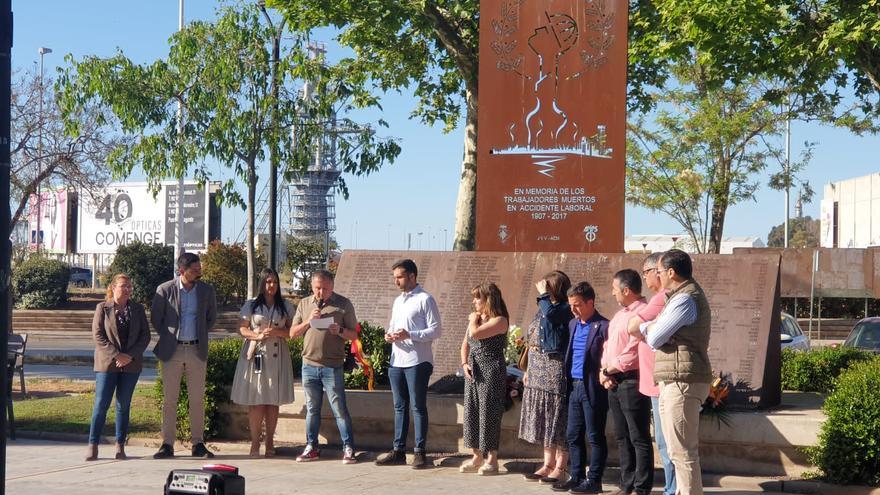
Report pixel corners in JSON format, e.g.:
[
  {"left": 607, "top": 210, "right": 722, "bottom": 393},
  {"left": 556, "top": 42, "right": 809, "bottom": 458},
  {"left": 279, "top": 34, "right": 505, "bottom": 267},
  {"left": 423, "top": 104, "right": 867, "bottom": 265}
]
[{"left": 151, "top": 252, "right": 218, "bottom": 459}]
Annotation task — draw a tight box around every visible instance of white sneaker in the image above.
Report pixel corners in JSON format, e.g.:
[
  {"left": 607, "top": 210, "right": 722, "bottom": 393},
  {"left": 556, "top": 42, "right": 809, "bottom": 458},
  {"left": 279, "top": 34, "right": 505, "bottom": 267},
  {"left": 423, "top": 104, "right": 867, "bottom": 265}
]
[
  {"left": 342, "top": 445, "right": 357, "bottom": 464},
  {"left": 296, "top": 444, "right": 319, "bottom": 462}
]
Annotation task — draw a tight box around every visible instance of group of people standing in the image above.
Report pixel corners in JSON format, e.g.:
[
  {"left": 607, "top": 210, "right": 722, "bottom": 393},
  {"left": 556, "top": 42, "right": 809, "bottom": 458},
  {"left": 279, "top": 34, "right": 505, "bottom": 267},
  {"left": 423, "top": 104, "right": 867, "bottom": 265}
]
[
  {"left": 513, "top": 249, "right": 713, "bottom": 495},
  {"left": 84, "top": 254, "right": 445, "bottom": 470},
  {"left": 84, "top": 249, "right": 712, "bottom": 495}
]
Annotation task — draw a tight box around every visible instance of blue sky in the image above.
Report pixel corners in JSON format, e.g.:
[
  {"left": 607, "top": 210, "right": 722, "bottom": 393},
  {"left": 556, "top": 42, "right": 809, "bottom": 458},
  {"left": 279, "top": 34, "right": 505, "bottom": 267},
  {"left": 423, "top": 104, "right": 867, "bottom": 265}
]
[{"left": 10, "top": 1, "right": 878, "bottom": 250}]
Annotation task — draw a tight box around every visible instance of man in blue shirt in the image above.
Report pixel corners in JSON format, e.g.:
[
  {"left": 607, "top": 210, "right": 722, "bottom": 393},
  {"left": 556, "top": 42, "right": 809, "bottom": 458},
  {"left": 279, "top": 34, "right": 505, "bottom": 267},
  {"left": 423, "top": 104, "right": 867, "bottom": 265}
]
[
  {"left": 552, "top": 281, "right": 609, "bottom": 494},
  {"left": 151, "top": 253, "right": 217, "bottom": 459}
]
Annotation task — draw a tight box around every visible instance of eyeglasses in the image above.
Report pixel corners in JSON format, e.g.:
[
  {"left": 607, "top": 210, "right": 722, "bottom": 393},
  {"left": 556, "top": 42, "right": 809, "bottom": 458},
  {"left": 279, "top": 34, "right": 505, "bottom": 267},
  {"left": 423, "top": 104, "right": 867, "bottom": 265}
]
[{"left": 641, "top": 268, "right": 656, "bottom": 276}]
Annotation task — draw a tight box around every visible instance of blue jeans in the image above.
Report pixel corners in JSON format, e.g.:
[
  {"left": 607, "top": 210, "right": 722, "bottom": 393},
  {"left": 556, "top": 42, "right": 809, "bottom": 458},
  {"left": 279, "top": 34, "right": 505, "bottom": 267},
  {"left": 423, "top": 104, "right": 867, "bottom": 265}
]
[
  {"left": 388, "top": 361, "right": 433, "bottom": 452},
  {"left": 651, "top": 396, "right": 677, "bottom": 495},
  {"left": 567, "top": 379, "right": 608, "bottom": 483},
  {"left": 89, "top": 371, "right": 140, "bottom": 444},
  {"left": 302, "top": 364, "right": 354, "bottom": 448}
]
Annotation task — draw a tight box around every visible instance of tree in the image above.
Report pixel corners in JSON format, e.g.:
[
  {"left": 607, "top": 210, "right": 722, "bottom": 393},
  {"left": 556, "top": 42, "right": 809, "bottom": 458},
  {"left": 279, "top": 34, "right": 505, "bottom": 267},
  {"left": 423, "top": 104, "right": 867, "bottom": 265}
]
[
  {"left": 281, "top": 235, "right": 337, "bottom": 296},
  {"left": 58, "top": 4, "right": 398, "bottom": 298},
  {"left": 270, "top": 0, "right": 479, "bottom": 249},
  {"left": 627, "top": 63, "right": 815, "bottom": 253},
  {"left": 107, "top": 241, "right": 175, "bottom": 305},
  {"left": 629, "top": 0, "right": 878, "bottom": 130},
  {"left": 201, "top": 241, "right": 265, "bottom": 306},
  {"left": 10, "top": 69, "right": 121, "bottom": 231},
  {"left": 767, "top": 216, "right": 820, "bottom": 248},
  {"left": 796, "top": 0, "right": 880, "bottom": 119}
]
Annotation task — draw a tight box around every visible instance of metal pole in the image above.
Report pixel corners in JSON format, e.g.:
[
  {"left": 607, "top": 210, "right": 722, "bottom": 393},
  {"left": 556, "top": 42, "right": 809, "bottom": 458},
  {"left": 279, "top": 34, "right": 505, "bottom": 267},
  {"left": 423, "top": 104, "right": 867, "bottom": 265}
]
[
  {"left": 36, "top": 47, "right": 51, "bottom": 253},
  {"left": 323, "top": 230, "right": 329, "bottom": 269},
  {"left": 175, "top": 0, "right": 185, "bottom": 258},
  {"left": 2, "top": 2, "right": 14, "bottom": 490},
  {"left": 808, "top": 249, "right": 817, "bottom": 341},
  {"left": 260, "top": 2, "right": 281, "bottom": 270},
  {"left": 784, "top": 97, "right": 791, "bottom": 248}
]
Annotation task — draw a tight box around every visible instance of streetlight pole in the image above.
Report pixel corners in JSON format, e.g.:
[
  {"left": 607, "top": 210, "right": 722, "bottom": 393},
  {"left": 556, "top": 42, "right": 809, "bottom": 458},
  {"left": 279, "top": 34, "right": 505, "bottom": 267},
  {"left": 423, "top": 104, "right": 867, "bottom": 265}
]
[
  {"left": 36, "top": 46, "right": 51, "bottom": 253},
  {"left": 259, "top": 1, "right": 285, "bottom": 270},
  {"left": 784, "top": 97, "right": 791, "bottom": 248},
  {"left": 175, "top": 0, "right": 185, "bottom": 259},
  {"left": 3, "top": 1, "right": 15, "bottom": 488}
]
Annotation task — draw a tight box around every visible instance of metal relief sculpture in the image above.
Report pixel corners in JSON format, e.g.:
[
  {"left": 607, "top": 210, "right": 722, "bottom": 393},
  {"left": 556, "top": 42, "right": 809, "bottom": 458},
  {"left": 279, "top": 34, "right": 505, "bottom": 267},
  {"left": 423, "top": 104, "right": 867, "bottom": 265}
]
[
  {"left": 490, "top": 1, "right": 616, "bottom": 173},
  {"left": 476, "top": 0, "right": 627, "bottom": 252}
]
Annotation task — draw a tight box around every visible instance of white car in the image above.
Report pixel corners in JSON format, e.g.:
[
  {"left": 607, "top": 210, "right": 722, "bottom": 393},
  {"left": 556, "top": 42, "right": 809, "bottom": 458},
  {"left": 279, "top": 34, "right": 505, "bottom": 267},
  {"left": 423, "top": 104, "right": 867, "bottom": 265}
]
[{"left": 780, "top": 312, "right": 810, "bottom": 351}]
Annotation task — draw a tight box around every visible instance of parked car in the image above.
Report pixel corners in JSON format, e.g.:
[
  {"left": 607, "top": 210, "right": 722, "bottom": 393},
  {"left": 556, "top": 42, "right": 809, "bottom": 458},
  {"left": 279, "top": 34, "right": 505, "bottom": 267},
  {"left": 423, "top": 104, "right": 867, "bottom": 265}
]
[
  {"left": 69, "top": 267, "right": 92, "bottom": 288},
  {"left": 842, "top": 318, "right": 880, "bottom": 354},
  {"left": 781, "top": 312, "right": 810, "bottom": 351}
]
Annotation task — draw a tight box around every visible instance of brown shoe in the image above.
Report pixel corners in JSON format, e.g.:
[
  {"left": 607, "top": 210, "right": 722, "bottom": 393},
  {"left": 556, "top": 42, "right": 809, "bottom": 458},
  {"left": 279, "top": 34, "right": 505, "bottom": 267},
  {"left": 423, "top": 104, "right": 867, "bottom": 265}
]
[
  {"left": 85, "top": 444, "right": 98, "bottom": 461},
  {"left": 115, "top": 443, "right": 127, "bottom": 460},
  {"left": 411, "top": 451, "right": 429, "bottom": 469}
]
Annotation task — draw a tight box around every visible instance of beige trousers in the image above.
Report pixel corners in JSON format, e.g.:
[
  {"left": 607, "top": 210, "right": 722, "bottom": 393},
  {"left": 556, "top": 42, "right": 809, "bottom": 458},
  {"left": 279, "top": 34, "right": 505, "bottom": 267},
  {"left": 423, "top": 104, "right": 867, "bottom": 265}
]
[
  {"left": 161, "top": 343, "right": 208, "bottom": 445},
  {"left": 659, "top": 381, "right": 710, "bottom": 495}
]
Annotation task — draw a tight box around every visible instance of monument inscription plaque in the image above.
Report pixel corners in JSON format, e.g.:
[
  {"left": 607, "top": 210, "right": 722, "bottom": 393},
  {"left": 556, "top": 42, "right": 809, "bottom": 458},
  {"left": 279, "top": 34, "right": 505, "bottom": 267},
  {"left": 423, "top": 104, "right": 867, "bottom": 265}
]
[
  {"left": 475, "top": 0, "right": 628, "bottom": 252},
  {"left": 335, "top": 250, "right": 783, "bottom": 406}
]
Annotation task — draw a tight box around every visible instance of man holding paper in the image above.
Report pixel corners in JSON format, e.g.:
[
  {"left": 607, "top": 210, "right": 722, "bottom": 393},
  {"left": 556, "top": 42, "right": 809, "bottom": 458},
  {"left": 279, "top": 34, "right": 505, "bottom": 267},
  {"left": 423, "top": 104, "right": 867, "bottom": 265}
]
[{"left": 290, "top": 269, "right": 360, "bottom": 464}]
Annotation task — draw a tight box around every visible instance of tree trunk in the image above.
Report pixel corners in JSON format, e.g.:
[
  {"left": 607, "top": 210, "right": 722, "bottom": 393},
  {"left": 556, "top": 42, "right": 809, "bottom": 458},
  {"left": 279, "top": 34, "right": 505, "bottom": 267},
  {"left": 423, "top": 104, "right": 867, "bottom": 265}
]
[
  {"left": 246, "top": 161, "right": 257, "bottom": 299},
  {"left": 453, "top": 89, "right": 478, "bottom": 251},
  {"left": 708, "top": 162, "right": 731, "bottom": 254}
]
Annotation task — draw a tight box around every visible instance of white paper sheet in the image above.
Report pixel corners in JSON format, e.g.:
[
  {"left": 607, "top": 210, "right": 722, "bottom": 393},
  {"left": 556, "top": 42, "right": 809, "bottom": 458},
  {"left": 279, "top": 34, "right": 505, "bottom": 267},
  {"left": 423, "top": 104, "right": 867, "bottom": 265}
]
[{"left": 309, "top": 317, "right": 334, "bottom": 330}]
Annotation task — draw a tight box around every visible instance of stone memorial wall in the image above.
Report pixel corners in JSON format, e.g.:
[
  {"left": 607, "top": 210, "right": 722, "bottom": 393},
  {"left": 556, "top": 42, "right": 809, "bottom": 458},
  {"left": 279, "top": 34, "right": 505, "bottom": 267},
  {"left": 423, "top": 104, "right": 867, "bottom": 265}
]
[
  {"left": 335, "top": 250, "right": 783, "bottom": 406},
  {"left": 734, "top": 247, "right": 880, "bottom": 298}
]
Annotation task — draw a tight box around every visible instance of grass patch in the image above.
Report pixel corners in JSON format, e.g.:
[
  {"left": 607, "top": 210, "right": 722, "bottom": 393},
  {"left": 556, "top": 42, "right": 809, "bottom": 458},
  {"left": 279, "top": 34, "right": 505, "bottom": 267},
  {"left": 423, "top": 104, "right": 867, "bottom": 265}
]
[{"left": 13, "top": 379, "right": 161, "bottom": 438}]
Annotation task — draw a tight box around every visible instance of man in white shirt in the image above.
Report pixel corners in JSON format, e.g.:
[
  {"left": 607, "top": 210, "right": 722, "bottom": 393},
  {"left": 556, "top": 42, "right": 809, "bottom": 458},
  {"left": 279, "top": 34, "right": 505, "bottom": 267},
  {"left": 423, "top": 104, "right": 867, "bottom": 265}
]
[{"left": 374, "top": 259, "right": 442, "bottom": 469}]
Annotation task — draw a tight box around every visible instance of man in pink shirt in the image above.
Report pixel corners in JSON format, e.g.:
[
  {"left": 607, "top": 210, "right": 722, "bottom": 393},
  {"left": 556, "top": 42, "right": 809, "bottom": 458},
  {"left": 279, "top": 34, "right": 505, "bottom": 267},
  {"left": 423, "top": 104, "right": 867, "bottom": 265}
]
[
  {"left": 628, "top": 252, "right": 676, "bottom": 495},
  {"left": 601, "top": 269, "right": 653, "bottom": 495}
]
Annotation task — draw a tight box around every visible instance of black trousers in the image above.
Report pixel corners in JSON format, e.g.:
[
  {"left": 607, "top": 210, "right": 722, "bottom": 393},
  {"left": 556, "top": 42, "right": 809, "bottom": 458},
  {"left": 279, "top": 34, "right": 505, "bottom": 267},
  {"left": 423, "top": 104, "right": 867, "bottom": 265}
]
[{"left": 608, "top": 378, "right": 654, "bottom": 495}]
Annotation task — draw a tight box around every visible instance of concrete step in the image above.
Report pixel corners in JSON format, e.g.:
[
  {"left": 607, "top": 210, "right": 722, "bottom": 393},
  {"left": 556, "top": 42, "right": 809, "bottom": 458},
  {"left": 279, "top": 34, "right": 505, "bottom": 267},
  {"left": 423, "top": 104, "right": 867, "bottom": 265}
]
[
  {"left": 11, "top": 309, "right": 243, "bottom": 334},
  {"left": 222, "top": 387, "right": 823, "bottom": 478}
]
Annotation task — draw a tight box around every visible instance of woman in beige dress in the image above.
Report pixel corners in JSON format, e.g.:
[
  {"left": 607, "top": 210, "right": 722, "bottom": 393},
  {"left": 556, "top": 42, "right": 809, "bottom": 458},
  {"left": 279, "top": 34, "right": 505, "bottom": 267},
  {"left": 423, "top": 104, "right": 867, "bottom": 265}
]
[{"left": 230, "top": 268, "right": 295, "bottom": 457}]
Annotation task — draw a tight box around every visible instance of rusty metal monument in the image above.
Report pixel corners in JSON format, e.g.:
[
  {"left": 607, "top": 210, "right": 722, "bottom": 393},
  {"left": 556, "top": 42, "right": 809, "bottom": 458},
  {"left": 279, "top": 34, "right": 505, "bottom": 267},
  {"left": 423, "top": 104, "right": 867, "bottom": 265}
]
[{"left": 475, "top": 0, "right": 627, "bottom": 252}]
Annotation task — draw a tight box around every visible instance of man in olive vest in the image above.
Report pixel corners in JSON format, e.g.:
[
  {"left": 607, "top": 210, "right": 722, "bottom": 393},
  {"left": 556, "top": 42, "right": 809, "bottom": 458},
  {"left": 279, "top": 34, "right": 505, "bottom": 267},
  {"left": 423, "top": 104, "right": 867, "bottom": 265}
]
[{"left": 638, "top": 249, "right": 712, "bottom": 495}]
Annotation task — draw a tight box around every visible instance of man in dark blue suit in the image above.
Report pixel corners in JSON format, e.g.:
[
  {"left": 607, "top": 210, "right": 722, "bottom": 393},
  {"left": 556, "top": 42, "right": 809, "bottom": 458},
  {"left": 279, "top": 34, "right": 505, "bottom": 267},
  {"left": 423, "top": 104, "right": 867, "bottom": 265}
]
[{"left": 552, "top": 281, "right": 609, "bottom": 494}]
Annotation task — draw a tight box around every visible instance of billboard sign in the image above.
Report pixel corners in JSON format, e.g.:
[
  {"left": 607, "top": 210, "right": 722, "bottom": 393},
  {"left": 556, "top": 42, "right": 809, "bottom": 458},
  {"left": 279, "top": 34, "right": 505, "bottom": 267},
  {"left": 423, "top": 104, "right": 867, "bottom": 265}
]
[
  {"left": 28, "top": 188, "right": 70, "bottom": 253},
  {"left": 77, "top": 181, "right": 209, "bottom": 254}
]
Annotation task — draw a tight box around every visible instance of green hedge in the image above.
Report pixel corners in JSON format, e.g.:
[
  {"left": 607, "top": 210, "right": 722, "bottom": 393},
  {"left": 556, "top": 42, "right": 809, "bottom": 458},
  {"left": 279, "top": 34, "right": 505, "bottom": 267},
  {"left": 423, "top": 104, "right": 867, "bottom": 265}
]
[
  {"left": 345, "top": 321, "right": 391, "bottom": 389},
  {"left": 12, "top": 256, "right": 70, "bottom": 309},
  {"left": 811, "top": 357, "right": 880, "bottom": 486},
  {"left": 107, "top": 241, "right": 175, "bottom": 305},
  {"left": 781, "top": 347, "right": 873, "bottom": 393},
  {"left": 154, "top": 321, "right": 387, "bottom": 440}
]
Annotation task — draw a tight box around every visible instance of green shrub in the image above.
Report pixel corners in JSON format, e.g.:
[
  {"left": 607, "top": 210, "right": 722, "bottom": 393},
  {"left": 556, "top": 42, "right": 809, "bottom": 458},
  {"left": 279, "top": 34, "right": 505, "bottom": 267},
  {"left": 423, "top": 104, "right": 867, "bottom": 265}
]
[
  {"left": 201, "top": 241, "right": 251, "bottom": 307},
  {"left": 108, "top": 241, "right": 174, "bottom": 305},
  {"left": 811, "top": 357, "right": 880, "bottom": 486},
  {"left": 344, "top": 321, "right": 391, "bottom": 389},
  {"left": 289, "top": 337, "right": 303, "bottom": 378},
  {"left": 12, "top": 256, "right": 70, "bottom": 309},
  {"left": 781, "top": 346, "right": 873, "bottom": 393},
  {"left": 153, "top": 338, "right": 243, "bottom": 440}
]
